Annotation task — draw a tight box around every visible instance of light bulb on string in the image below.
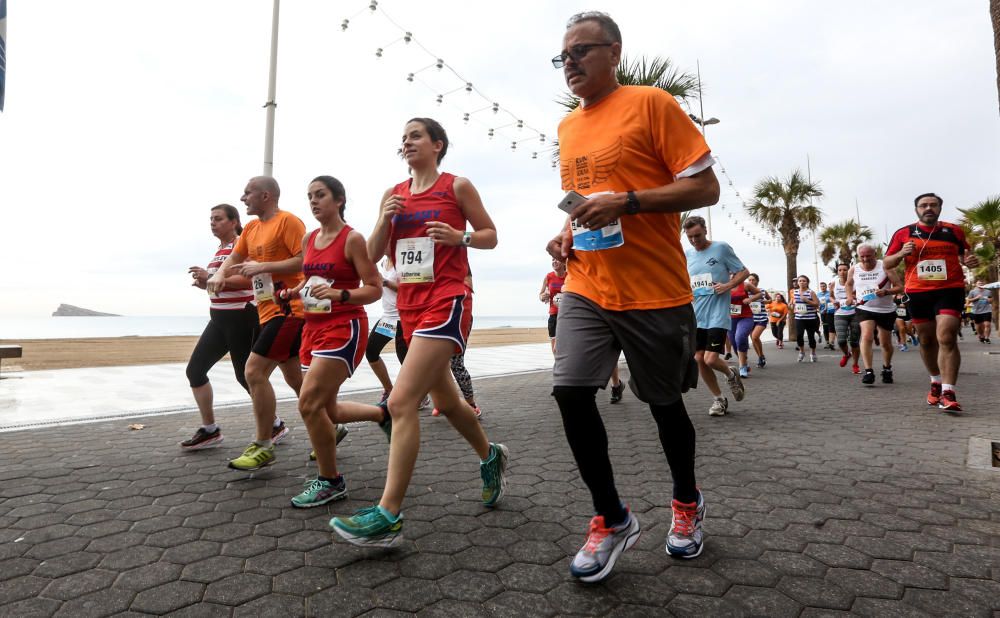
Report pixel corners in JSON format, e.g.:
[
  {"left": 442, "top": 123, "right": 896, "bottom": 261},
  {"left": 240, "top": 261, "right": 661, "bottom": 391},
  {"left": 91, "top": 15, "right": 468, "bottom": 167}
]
[
  {"left": 511, "top": 142, "right": 517, "bottom": 151},
  {"left": 375, "top": 48, "right": 383, "bottom": 58},
  {"left": 404, "top": 32, "right": 412, "bottom": 43},
  {"left": 516, "top": 120, "right": 523, "bottom": 130},
  {"left": 492, "top": 103, "right": 499, "bottom": 113},
  {"left": 465, "top": 83, "right": 472, "bottom": 93},
  {"left": 436, "top": 59, "right": 444, "bottom": 70},
  {"left": 463, "top": 113, "right": 470, "bottom": 123},
  {"left": 435, "top": 95, "right": 442, "bottom": 105},
  {"left": 406, "top": 73, "right": 414, "bottom": 82},
  {"left": 488, "top": 129, "right": 494, "bottom": 139},
  {"left": 532, "top": 152, "right": 538, "bottom": 159},
  {"left": 539, "top": 134, "right": 546, "bottom": 143},
  {"left": 341, "top": 19, "right": 349, "bottom": 31},
  {"left": 369, "top": 1, "right": 377, "bottom": 11}
]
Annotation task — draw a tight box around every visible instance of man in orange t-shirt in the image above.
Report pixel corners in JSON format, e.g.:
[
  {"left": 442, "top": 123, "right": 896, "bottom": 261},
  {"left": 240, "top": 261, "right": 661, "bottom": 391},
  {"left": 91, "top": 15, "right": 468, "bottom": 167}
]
[
  {"left": 545, "top": 12, "right": 721, "bottom": 582},
  {"left": 207, "top": 176, "right": 309, "bottom": 471}
]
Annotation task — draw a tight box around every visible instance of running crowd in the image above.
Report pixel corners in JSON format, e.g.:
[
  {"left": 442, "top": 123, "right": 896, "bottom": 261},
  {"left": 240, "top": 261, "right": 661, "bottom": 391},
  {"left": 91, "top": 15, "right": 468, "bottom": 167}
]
[{"left": 177, "top": 11, "right": 994, "bottom": 586}]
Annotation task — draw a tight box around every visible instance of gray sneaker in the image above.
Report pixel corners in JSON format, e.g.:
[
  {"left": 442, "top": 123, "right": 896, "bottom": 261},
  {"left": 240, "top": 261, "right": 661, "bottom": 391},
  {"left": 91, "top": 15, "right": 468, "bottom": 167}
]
[
  {"left": 569, "top": 511, "right": 641, "bottom": 583},
  {"left": 708, "top": 397, "right": 728, "bottom": 417},
  {"left": 726, "top": 369, "right": 745, "bottom": 402}
]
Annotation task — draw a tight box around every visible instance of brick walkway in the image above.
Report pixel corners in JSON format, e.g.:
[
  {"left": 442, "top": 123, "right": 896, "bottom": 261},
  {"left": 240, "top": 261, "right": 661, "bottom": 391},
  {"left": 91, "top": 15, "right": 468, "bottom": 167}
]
[{"left": 1, "top": 341, "right": 998, "bottom": 616}]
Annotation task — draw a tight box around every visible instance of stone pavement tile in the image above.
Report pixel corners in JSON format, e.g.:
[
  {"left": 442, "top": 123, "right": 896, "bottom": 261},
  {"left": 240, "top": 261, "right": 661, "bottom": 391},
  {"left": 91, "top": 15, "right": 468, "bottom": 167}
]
[
  {"left": 776, "top": 575, "right": 853, "bottom": 610},
  {"left": 901, "top": 588, "right": 992, "bottom": 617},
  {"left": 0, "top": 575, "right": 50, "bottom": 605},
  {"left": 870, "top": 558, "right": 948, "bottom": 589},
  {"left": 113, "top": 561, "right": 184, "bottom": 591},
  {"left": 203, "top": 572, "right": 272, "bottom": 606},
  {"left": 824, "top": 567, "right": 903, "bottom": 599},
  {"left": 804, "top": 542, "right": 873, "bottom": 569},
  {"left": 40, "top": 567, "right": 116, "bottom": 600},
  {"left": 0, "top": 596, "right": 62, "bottom": 617},
  {"left": 722, "top": 584, "right": 801, "bottom": 618},
  {"left": 604, "top": 572, "right": 676, "bottom": 606},
  {"left": 0, "top": 556, "right": 39, "bottom": 578},
  {"left": 272, "top": 566, "right": 337, "bottom": 596},
  {"left": 661, "top": 565, "right": 731, "bottom": 596},
  {"left": 52, "top": 586, "right": 135, "bottom": 617},
  {"left": 243, "top": 549, "right": 304, "bottom": 576},
  {"left": 180, "top": 555, "right": 245, "bottom": 584},
  {"left": 130, "top": 580, "right": 205, "bottom": 614},
  {"left": 417, "top": 598, "right": 493, "bottom": 617},
  {"left": 947, "top": 577, "right": 1000, "bottom": 610},
  {"left": 485, "top": 590, "right": 557, "bottom": 617},
  {"left": 912, "top": 550, "right": 993, "bottom": 579},
  {"left": 666, "top": 593, "right": 746, "bottom": 617},
  {"left": 711, "top": 558, "right": 781, "bottom": 586},
  {"left": 372, "top": 577, "right": 443, "bottom": 612},
  {"left": 168, "top": 602, "right": 235, "bottom": 617},
  {"left": 32, "top": 550, "right": 102, "bottom": 578},
  {"left": 605, "top": 603, "right": 673, "bottom": 617},
  {"left": 308, "top": 586, "right": 375, "bottom": 618},
  {"left": 544, "top": 581, "right": 620, "bottom": 616},
  {"left": 496, "top": 562, "right": 562, "bottom": 594}
]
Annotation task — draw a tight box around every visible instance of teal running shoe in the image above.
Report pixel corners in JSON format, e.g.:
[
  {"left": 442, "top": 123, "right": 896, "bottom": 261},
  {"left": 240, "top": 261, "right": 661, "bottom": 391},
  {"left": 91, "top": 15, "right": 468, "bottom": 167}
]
[
  {"left": 291, "top": 476, "right": 347, "bottom": 508},
  {"left": 331, "top": 505, "right": 403, "bottom": 547},
  {"left": 480, "top": 443, "right": 509, "bottom": 507}
]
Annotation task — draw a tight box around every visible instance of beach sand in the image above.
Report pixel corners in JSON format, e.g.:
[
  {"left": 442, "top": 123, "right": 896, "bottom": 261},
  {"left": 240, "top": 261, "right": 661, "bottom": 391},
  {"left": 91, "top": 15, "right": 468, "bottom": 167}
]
[{"left": 0, "top": 327, "right": 550, "bottom": 372}]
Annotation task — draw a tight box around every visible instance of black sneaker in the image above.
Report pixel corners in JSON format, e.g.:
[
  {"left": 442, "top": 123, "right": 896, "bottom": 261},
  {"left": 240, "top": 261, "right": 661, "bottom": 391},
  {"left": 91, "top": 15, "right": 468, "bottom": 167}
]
[
  {"left": 861, "top": 369, "right": 875, "bottom": 385},
  {"left": 180, "top": 427, "right": 224, "bottom": 451},
  {"left": 724, "top": 352, "right": 733, "bottom": 360},
  {"left": 610, "top": 382, "right": 625, "bottom": 404},
  {"left": 881, "top": 366, "right": 893, "bottom": 384}
]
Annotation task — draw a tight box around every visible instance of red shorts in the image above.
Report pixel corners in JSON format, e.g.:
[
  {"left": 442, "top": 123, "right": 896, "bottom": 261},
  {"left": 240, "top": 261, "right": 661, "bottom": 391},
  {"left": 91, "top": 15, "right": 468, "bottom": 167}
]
[
  {"left": 398, "top": 294, "right": 472, "bottom": 354},
  {"left": 299, "top": 316, "right": 368, "bottom": 375},
  {"left": 252, "top": 315, "right": 303, "bottom": 362}
]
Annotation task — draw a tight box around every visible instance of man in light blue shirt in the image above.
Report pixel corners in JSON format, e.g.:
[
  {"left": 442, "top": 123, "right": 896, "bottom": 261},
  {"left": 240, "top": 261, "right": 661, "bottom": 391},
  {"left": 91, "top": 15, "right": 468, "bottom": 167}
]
[{"left": 684, "top": 215, "right": 749, "bottom": 417}]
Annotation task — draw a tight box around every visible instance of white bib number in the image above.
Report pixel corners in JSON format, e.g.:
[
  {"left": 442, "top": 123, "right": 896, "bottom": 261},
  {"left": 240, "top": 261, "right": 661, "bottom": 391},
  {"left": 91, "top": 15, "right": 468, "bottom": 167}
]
[
  {"left": 374, "top": 318, "right": 397, "bottom": 337},
  {"left": 794, "top": 302, "right": 808, "bottom": 315},
  {"left": 690, "top": 273, "right": 714, "bottom": 297},
  {"left": 553, "top": 292, "right": 564, "bottom": 306},
  {"left": 302, "top": 275, "right": 333, "bottom": 314},
  {"left": 750, "top": 302, "right": 763, "bottom": 314},
  {"left": 860, "top": 288, "right": 877, "bottom": 303},
  {"left": 730, "top": 303, "right": 742, "bottom": 316},
  {"left": 570, "top": 218, "right": 624, "bottom": 251},
  {"left": 252, "top": 273, "right": 274, "bottom": 303},
  {"left": 396, "top": 237, "right": 435, "bottom": 284},
  {"left": 896, "top": 306, "right": 907, "bottom": 317},
  {"left": 916, "top": 259, "right": 947, "bottom": 281}
]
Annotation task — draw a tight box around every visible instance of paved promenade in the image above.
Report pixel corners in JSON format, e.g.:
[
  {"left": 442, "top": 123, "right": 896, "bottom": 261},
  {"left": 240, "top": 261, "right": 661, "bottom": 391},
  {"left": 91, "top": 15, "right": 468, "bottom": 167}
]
[{"left": 1, "top": 341, "right": 998, "bottom": 616}]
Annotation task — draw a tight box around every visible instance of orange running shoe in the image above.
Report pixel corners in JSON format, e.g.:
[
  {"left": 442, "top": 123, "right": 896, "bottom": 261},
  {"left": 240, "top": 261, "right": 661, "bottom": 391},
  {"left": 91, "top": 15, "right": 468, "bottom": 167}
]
[
  {"left": 926, "top": 382, "right": 942, "bottom": 406},
  {"left": 938, "top": 389, "right": 961, "bottom": 413}
]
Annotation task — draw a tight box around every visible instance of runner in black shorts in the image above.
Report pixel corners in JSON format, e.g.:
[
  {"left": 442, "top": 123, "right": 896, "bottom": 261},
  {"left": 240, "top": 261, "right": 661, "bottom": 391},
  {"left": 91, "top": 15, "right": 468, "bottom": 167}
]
[{"left": 884, "top": 192, "right": 979, "bottom": 412}]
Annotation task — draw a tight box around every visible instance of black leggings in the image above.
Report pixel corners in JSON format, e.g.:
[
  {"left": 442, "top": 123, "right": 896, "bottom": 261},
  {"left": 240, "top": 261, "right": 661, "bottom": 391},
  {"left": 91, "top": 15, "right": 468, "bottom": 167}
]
[
  {"left": 553, "top": 385, "right": 697, "bottom": 524},
  {"left": 186, "top": 305, "right": 259, "bottom": 390},
  {"left": 365, "top": 320, "right": 406, "bottom": 365},
  {"left": 770, "top": 321, "right": 785, "bottom": 342},
  {"left": 796, "top": 318, "right": 819, "bottom": 349}
]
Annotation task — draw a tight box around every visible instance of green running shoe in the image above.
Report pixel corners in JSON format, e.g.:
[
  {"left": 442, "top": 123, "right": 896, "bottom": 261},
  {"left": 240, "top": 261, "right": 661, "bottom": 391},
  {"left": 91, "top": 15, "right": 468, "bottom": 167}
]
[
  {"left": 291, "top": 476, "right": 347, "bottom": 508},
  {"left": 480, "top": 443, "right": 509, "bottom": 507},
  {"left": 331, "top": 505, "right": 403, "bottom": 547},
  {"left": 228, "top": 443, "right": 275, "bottom": 471}
]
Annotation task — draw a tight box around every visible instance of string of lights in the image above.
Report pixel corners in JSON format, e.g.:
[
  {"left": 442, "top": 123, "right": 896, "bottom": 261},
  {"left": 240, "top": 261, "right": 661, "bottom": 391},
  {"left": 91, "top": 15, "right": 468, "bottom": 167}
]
[
  {"left": 714, "top": 156, "right": 780, "bottom": 248},
  {"left": 340, "top": 1, "right": 552, "bottom": 165}
]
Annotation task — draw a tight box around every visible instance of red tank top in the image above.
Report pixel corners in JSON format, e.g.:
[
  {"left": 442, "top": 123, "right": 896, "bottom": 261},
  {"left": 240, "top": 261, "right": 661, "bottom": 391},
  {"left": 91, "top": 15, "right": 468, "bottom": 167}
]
[
  {"left": 390, "top": 173, "right": 469, "bottom": 309},
  {"left": 301, "top": 226, "right": 365, "bottom": 323},
  {"left": 730, "top": 285, "right": 752, "bottom": 319},
  {"left": 546, "top": 272, "right": 566, "bottom": 316}
]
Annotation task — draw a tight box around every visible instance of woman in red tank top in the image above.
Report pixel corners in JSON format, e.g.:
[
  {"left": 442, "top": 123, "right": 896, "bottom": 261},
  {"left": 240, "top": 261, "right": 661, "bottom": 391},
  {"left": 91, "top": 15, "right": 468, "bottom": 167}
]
[
  {"left": 330, "top": 118, "right": 508, "bottom": 547},
  {"left": 281, "top": 176, "right": 389, "bottom": 509}
]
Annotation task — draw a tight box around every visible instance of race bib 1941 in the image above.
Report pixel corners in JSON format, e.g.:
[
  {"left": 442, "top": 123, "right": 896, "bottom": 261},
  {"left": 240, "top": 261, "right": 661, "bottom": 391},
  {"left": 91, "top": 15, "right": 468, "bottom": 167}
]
[
  {"left": 794, "top": 302, "right": 808, "bottom": 315},
  {"left": 690, "top": 273, "right": 714, "bottom": 297},
  {"left": 397, "top": 237, "right": 435, "bottom": 284}
]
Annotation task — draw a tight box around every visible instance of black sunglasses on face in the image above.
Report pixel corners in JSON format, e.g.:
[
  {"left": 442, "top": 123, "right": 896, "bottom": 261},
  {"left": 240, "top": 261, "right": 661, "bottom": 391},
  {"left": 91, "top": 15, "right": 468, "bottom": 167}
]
[{"left": 551, "top": 43, "right": 613, "bottom": 68}]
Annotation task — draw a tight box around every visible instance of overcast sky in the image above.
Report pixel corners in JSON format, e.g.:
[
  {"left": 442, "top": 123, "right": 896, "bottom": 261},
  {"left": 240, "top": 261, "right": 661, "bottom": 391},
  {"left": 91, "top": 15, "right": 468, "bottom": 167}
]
[{"left": 1, "top": 1, "right": 998, "bottom": 318}]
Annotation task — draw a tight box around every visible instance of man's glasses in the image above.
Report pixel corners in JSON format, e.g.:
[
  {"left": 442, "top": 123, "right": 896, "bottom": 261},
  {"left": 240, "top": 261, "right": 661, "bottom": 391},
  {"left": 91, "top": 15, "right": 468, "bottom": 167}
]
[{"left": 551, "top": 43, "right": 613, "bottom": 68}]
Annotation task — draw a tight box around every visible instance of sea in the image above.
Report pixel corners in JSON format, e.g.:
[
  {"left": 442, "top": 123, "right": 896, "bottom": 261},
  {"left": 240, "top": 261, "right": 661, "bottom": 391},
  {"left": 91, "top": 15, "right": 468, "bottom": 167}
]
[{"left": 0, "top": 314, "right": 544, "bottom": 340}]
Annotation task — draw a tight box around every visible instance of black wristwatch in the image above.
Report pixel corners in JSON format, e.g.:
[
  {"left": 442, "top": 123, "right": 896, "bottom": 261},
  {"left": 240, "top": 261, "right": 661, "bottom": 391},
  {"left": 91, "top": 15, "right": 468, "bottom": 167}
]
[
  {"left": 624, "top": 191, "right": 640, "bottom": 215},
  {"left": 340, "top": 289, "right": 351, "bottom": 303}
]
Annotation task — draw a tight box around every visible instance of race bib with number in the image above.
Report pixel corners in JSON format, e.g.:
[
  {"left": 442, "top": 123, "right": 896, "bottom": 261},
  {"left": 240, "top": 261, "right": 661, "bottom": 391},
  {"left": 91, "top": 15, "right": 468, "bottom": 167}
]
[
  {"left": 690, "top": 273, "right": 714, "bottom": 297},
  {"left": 252, "top": 273, "right": 274, "bottom": 303},
  {"left": 860, "top": 288, "right": 877, "bottom": 303},
  {"left": 794, "top": 302, "right": 808, "bottom": 315},
  {"left": 730, "top": 303, "right": 742, "bottom": 316},
  {"left": 553, "top": 293, "right": 564, "bottom": 306},
  {"left": 750, "top": 302, "right": 763, "bottom": 314},
  {"left": 396, "top": 237, "right": 435, "bottom": 284},
  {"left": 896, "top": 306, "right": 907, "bottom": 317},
  {"left": 916, "top": 259, "right": 947, "bottom": 281},
  {"left": 374, "top": 318, "right": 397, "bottom": 337},
  {"left": 570, "top": 218, "right": 624, "bottom": 251},
  {"left": 302, "top": 275, "right": 333, "bottom": 313}
]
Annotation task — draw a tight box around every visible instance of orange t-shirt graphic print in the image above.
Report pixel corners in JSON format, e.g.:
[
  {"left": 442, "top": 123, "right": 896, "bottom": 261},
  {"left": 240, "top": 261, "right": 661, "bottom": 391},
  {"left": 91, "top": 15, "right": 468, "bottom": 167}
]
[
  {"left": 234, "top": 210, "right": 306, "bottom": 323},
  {"left": 558, "top": 86, "right": 710, "bottom": 311}
]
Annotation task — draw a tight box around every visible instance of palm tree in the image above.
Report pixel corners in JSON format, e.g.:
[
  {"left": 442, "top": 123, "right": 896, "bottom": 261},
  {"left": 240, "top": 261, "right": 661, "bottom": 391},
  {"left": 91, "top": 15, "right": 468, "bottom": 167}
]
[
  {"left": 745, "top": 170, "right": 823, "bottom": 340},
  {"left": 552, "top": 56, "right": 698, "bottom": 161},
  {"left": 960, "top": 195, "right": 1000, "bottom": 325},
  {"left": 819, "top": 220, "right": 873, "bottom": 270}
]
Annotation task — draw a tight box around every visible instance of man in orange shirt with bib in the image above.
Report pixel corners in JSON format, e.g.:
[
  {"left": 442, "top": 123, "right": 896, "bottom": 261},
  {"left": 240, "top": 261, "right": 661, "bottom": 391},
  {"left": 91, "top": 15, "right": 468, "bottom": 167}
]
[
  {"left": 208, "top": 176, "right": 321, "bottom": 471},
  {"left": 546, "top": 11, "right": 720, "bottom": 583}
]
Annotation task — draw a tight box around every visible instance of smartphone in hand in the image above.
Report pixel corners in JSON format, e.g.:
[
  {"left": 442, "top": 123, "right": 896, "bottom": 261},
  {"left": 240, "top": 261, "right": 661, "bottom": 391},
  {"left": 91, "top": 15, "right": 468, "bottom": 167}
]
[{"left": 558, "top": 191, "right": 587, "bottom": 214}]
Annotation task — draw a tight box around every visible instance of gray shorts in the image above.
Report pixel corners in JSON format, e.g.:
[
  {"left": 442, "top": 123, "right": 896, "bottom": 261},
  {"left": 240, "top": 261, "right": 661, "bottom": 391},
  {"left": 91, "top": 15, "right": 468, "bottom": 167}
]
[
  {"left": 553, "top": 293, "right": 698, "bottom": 405},
  {"left": 835, "top": 313, "right": 860, "bottom": 347}
]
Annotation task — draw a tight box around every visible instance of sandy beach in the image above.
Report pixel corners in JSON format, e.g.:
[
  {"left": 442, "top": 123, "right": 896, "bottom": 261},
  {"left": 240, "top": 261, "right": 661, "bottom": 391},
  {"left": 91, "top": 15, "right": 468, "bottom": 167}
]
[{"left": 0, "top": 327, "right": 550, "bottom": 372}]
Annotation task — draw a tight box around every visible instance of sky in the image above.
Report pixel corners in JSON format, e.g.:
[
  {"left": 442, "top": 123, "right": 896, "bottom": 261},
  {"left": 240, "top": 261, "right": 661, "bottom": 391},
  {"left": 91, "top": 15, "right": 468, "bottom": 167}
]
[{"left": 1, "top": 1, "right": 998, "bottom": 318}]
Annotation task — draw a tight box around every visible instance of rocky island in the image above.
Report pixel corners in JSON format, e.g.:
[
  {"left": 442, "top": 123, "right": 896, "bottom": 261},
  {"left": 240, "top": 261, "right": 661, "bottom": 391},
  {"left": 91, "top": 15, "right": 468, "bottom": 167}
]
[{"left": 52, "top": 304, "right": 120, "bottom": 317}]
